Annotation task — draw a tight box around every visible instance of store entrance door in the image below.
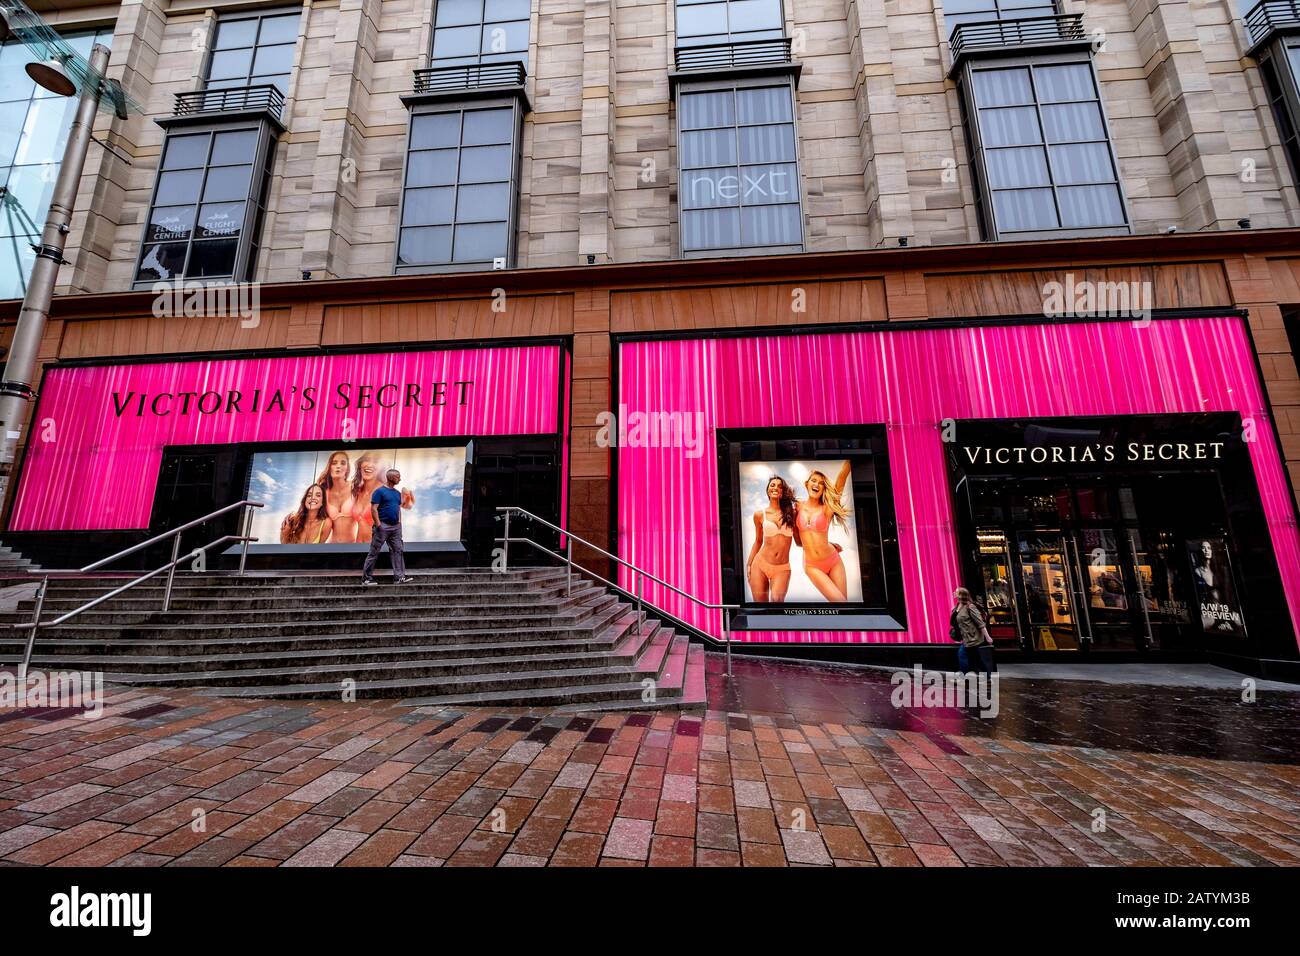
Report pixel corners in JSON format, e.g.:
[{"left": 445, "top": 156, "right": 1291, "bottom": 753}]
[{"left": 1017, "top": 533, "right": 1082, "bottom": 651}]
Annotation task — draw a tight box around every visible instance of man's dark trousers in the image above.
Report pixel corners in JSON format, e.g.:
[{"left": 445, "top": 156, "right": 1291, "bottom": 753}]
[{"left": 363, "top": 522, "right": 406, "bottom": 580}]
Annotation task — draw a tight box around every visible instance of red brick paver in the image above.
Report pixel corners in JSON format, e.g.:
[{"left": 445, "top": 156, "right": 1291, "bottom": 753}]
[{"left": 0, "top": 676, "right": 1298, "bottom": 867}]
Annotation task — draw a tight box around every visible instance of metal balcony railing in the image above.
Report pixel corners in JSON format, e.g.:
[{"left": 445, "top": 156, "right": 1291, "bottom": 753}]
[
  {"left": 1246, "top": 0, "right": 1300, "bottom": 46},
  {"left": 413, "top": 61, "right": 527, "bottom": 94},
  {"left": 948, "top": 14, "right": 1087, "bottom": 61},
  {"left": 173, "top": 84, "right": 285, "bottom": 120},
  {"left": 674, "top": 37, "right": 794, "bottom": 73}
]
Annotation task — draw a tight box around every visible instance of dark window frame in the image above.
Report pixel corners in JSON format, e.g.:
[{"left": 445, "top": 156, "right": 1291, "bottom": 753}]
[
  {"left": 943, "top": 0, "right": 1060, "bottom": 36},
  {"left": 201, "top": 7, "right": 302, "bottom": 97},
  {"left": 1256, "top": 33, "right": 1300, "bottom": 197},
  {"left": 675, "top": 74, "right": 806, "bottom": 258},
  {"left": 430, "top": 0, "right": 531, "bottom": 67},
  {"left": 394, "top": 95, "right": 524, "bottom": 274},
  {"left": 132, "top": 119, "right": 278, "bottom": 288},
  {"left": 957, "top": 50, "right": 1132, "bottom": 241},
  {"left": 674, "top": 0, "right": 787, "bottom": 48}
]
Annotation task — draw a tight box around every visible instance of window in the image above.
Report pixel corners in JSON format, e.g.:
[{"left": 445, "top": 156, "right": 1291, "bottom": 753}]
[
  {"left": 431, "top": 0, "right": 530, "bottom": 66},
  {"left": 961, "top": 59, "right": 1128, "bottom": 239},
  {"left": 675, "top": 0, "right": 785, "bottom": 47},
  {"left": 396, "top": 101, "right": 521, "bottom": 271},
  {"left": 944, "top": 0, "right": 1058, "bottom": 35},
  {"left": 0, "top": 27, "right": 114, "bottom": 299},
  {"left": 678, "top": 81, "right": 803, "bottom": 255},
  {"left": 205, "top": 9, "right": 301, "bottom": 95},
  {"left": 1256, "top": 35, "right": 1300, "bottom": 192},
  {"left": 135, "top": 125, "right": 275, "bottom": 284}
]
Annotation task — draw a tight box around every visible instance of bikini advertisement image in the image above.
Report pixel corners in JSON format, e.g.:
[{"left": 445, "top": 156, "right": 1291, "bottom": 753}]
[
  {"left": 739, "top": 458, "right": 864, "bottom": 605},
  {"left": 247, "top": 446, "right": 468, "bottom": 547}
]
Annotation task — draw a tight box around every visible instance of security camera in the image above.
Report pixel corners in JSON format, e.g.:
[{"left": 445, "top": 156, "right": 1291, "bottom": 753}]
[{"left": 1165, "top": 225, "right": 1177, "bottom": 234}]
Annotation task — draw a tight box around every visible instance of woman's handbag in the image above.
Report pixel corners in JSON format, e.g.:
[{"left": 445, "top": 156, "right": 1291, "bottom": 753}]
[{"left": 949, "top": 607, "right": 962, "bottom": 642}]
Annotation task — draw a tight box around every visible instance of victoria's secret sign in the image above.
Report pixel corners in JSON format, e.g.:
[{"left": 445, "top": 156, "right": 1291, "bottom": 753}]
[
  {"left": 111, "top": 380, "right": 475, "bottom": 418},
  {"left": 950, "top": 414, "right": 1242, "bottom": 474},
  {"left": 961, "top": 440, "right": 1226, "bottom": 467}
]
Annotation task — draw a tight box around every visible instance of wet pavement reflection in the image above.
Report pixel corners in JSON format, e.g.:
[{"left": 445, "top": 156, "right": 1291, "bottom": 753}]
[{"left": 707, "top": 654, "right": 1300, "bottom": 765}]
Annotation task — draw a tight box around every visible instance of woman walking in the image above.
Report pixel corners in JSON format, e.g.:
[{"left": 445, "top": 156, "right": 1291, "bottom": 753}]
[{"left": 950, "top": 587, "right": 995, "bottom": 680}]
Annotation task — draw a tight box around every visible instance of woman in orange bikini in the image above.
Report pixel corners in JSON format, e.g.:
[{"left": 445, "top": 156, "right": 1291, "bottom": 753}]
[
  {"left": 280, "top": 484, "right": 334, "bottom": 544},
  {"left": 796, "top": 461, "right": 853, "bottom": 603},
  {"left": 317, "top": 450, "right": 355, "bottom": 542},
  {"left": 745, "top": 476, "right": 800, "bottom": 602},
  {"left": 349, "top": 451, "right": 387, "bottom": 545}
]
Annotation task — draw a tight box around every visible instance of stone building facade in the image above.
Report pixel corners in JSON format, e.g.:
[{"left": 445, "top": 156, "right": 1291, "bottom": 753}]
[{"left": 22, "top": 0, "right": 1300, "bottom": 298}]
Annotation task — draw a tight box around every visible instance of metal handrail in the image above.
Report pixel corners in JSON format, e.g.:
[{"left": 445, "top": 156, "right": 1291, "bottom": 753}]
[
  {"left": 81, "top": 499, "right": 264, "bottom": 573},
  {"left": 496, "top": 506, "right": 739, "bottom": 676},
  {"left": 674, "top": 37, "right": 794, "bottom": 73},
  {"left": 173, "top": 84, "right": 285, "bottom": 119},
  {"left": 9, "top": 500, "right": 264, "bottom": 678},
  {"left": 413, "top": 61, "right": 526, "bottom": 94},
  {"left": 948, "top": 13, "right": 1086, "bottom": 62}
]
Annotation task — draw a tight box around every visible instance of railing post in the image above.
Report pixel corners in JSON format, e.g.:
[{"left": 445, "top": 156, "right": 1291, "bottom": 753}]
[
  {"left": 501, "top": 509, "right": 511, "bottom": 572},
  {"left": 162, "top": 534, "right": 181, "bottom": 613},
  {"left": 238, "top": 504, "right": 253, "bottom": 576},
  {"left": 566, "top": 537, "right": 572, "bottom": 597},
  {"left": 636, "top": 572, "right": 645, "bottom": 635},
  {"left": 723, "top": 607, "right": 732, "bottom": 678},
  {"left": 18, "top": 575, "right": 48, "bottom": 681}
]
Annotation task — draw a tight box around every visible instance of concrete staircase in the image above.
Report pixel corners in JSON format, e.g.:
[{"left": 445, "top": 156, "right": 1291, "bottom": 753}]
[
  {"left": 0, "top": 568, "right": 706, "bottom": 711},
  {"left": 0, "top": 543, "right": 38, "bottom": 573}
]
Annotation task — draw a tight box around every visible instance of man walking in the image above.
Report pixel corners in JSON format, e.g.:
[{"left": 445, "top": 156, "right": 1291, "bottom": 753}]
[{"left": 362, "top": 468, "right": 415, "bottom": 585}]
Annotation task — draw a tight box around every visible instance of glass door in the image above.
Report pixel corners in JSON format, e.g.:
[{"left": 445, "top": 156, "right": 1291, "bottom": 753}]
[
  {"left": 1017, "top": 533, "right": 1080, "bottom": 651},
  {"left": 976, "top": 530, "right": 1020, "bottom": 645},
  {"left": 1078, "top": 527, "right": 1139, "bottom": 650}
]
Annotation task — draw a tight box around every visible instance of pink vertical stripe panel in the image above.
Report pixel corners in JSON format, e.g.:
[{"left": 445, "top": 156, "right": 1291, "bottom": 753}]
[
  {"left": 616, "top": 317, "right": 1300, "bottom": 650},
  {"left": 13, "top": 344, "right": 561, "bottom": 531}
]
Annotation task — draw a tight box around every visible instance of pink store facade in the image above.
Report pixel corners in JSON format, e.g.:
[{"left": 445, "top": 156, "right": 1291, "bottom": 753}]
[
  {"left": 8, "top": 340, "right": 571, "bottom": 570},
  {"left": 613, "top": 313, "right": 1300, "bottom": 674},
  {"left": 7, "top": 304, "right": 1300, "bottom": 675}
]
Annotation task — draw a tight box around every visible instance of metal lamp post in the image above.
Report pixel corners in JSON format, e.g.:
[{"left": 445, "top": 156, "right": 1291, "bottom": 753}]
[{"left": 0, "top": 4, "right": 119, "bottom": 507}]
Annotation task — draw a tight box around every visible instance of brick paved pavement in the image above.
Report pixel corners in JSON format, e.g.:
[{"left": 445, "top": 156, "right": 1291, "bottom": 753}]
[{"left": 1, "top": 657, "right": 1298, "bottom": 867}]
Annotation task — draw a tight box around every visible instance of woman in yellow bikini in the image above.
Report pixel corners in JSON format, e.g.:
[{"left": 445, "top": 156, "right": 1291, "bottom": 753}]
[
  {"left": 745, "top": 476, "right": 800, "bottom": 602},
  {"left": 280, "top": 484, "right": 334, "bottom": 544},
  {"left": 317, "top": 450, "right": 355, "bottom": 542},
  {"left": 796, "top": 461, "right": 852, "bottom": 603}
]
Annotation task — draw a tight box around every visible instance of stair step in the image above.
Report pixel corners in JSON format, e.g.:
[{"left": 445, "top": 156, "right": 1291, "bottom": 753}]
[
  {"left": 198, "top": 665, "right": 665, "bottom": 701},
  {"left": 1, "top": 593, "right": 612, "bottom": 627},
  {"left": 401, "top": 679, "right": 689, "bottom": 709},
  {"left": 0, "top": 625, "right": 626, "bottom": 660},
  {"left": 14, "top": 634, "right": 634, "bottom": 672},
  {"left": 15, "top": 583, "right": 585, "bottom": 608},
  {"left": 94, "top": 652, "right": 638, "bottom": 688},
  {"left": 655, "top": 636, "right": 691, "bottom": 693},
  {"left": 682, "top": 643, "right": 707, "bottom": 706},
  {"left": 17, "top": 603, "right": 623, "bottom": 639},
  {"left": 634, "top": 628, "right": 674, "bottom": 674}
]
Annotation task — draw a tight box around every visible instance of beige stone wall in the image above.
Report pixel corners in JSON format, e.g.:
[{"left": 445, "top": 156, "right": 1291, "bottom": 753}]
[{"left": 33, "top": 0, "right": 1300, "bottom": 294}]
